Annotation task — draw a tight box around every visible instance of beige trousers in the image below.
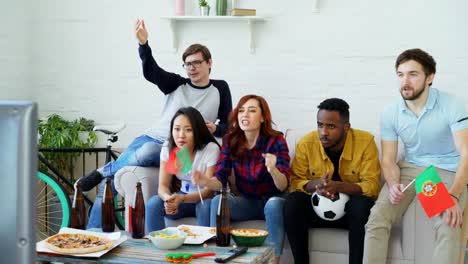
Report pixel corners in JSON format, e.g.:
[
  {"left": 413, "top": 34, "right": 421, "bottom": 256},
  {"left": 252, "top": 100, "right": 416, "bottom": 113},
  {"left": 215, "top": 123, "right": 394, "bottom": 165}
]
[{"left": 363, "top": 161, "right": 467, "bottom": 264}]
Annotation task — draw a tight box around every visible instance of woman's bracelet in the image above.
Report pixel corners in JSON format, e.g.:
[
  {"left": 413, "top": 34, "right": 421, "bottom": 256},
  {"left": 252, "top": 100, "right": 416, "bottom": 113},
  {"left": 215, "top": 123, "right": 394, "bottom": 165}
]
[{"left": 450, "top": 193, "right": 459, "bottom": 202}]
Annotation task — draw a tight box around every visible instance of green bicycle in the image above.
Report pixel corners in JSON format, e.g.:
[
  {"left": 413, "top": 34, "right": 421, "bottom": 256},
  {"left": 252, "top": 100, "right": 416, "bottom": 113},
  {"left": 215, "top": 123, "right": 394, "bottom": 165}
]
[{"left": 36, "top": 124, "right": 126, "bottom": 241}]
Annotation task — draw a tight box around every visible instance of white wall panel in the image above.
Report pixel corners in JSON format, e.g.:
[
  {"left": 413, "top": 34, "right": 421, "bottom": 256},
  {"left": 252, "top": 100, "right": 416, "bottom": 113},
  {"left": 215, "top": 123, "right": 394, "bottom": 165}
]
[{"left": 2, "top": 0, "right": 467, "bottom": 147}]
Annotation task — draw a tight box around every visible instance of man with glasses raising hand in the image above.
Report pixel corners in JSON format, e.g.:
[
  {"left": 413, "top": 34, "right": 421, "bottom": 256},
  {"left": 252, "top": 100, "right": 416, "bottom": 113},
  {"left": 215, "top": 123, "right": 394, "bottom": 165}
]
[
  {"left": 78, "top": 19, "right": 232, "bottom": 229},
  {"left": 135, "top": 18, "right": 232, "bottom": 138}
]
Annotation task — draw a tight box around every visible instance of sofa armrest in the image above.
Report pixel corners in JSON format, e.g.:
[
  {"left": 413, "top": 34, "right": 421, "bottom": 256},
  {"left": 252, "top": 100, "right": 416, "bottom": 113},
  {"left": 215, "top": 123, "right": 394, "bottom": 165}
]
[{"left": 114, "top": 166, "right": 159, "bottom": 231}]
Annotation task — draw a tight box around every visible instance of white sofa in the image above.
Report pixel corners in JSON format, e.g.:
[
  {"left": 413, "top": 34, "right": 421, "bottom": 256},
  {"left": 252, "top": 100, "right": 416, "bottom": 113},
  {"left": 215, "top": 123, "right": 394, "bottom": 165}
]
[
  {"left": 114, "top": 129, "right": 467, "bottom": 264},
  {"left": 114, "top": 166, "right": 159, "bottom": 231}
]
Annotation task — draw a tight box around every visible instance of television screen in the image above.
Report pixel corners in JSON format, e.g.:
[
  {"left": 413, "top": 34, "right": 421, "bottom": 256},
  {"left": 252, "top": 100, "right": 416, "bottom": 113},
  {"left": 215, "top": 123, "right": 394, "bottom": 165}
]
[{"left": 0, "top": 101, "right": 37, "bottom": 264}]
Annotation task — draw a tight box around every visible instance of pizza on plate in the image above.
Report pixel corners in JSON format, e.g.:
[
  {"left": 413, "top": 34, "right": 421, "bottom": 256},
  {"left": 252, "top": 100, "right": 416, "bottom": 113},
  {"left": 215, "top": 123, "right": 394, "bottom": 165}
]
[{"left": 44, "top": 233, "right": 113, "bottom": 254}]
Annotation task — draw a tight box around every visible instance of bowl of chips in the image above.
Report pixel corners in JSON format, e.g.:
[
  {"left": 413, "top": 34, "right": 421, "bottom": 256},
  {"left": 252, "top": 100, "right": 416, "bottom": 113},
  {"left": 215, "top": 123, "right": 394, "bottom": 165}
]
[
  {"left": 230, "top": 228, "right": 269, "bottom": 247},
  {"left": 148, "top": 227, "right": 187, "bottom": 249}
]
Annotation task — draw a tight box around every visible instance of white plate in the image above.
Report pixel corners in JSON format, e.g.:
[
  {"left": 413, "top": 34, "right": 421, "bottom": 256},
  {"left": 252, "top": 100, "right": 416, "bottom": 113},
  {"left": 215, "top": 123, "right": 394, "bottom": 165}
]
[
  {"left": 36, "top": 227, "right": 128, "bottom": 257},
  {"left": 177, "top": 225, "right": 216, "bottom": 244}
]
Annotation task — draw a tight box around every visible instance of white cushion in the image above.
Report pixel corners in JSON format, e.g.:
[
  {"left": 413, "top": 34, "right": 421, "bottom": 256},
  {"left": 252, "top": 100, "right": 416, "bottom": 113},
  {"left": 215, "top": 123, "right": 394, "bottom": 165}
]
[{"left": 114, "top": 166, "right": 159, "bottom": 231}]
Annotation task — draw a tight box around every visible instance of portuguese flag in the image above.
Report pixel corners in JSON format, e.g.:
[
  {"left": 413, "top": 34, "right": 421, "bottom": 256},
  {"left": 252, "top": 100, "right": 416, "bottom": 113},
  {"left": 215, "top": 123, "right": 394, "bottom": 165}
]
[{"left": 415, "top": 165, "right": 455, "bottom": 218}]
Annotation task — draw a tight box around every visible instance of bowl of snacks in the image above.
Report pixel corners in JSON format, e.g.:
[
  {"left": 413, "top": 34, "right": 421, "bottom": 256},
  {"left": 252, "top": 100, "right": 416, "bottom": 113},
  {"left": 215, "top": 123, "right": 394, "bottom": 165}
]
[
  {"left": 148, "top": 227, "right": 187, "bottom": 250},
  {"left": 230, "top": 228, "right": 269, "bottom": 247}
]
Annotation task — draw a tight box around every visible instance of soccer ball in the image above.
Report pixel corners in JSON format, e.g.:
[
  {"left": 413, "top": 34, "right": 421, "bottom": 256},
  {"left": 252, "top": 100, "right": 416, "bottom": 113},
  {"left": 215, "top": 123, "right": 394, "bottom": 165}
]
[{"left": 311, "top": 192, "right": 350, "bottom": 221}]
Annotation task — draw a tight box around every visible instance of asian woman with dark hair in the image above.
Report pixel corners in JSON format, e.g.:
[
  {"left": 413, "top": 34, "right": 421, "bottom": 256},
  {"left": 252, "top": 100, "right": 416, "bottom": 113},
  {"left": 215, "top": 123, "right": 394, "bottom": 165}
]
[{"left": 146, "top": 107, "right": 221, "bottom": 231}]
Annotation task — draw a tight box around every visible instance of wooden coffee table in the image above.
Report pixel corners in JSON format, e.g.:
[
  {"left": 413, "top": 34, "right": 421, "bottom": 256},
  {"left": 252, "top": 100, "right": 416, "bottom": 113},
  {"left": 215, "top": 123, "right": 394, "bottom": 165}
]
[{"left": 37, "top": 237, "right": 274, "bottom": 264}]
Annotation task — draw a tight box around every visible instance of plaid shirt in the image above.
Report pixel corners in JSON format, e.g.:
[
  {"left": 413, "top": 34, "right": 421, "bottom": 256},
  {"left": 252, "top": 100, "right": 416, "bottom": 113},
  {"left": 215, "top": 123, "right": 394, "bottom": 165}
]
[{"left": 215, "top": 134, "right": 291, "bottom": 199}]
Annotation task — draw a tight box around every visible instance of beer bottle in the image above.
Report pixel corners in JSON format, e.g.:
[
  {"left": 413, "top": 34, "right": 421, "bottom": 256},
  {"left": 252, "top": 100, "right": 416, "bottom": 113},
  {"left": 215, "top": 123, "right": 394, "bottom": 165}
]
[
  {"left": 70, "top": 185, "right": 86, "bottom": 229},
  {"left": 216, "top": 187, "right": 231, "bottom": 246},
  {"left": 102, "top": 178, "right": 115, "bottom": 232},
  {"left": 131, "top": 182, "right": 145, "bottom": 238}
]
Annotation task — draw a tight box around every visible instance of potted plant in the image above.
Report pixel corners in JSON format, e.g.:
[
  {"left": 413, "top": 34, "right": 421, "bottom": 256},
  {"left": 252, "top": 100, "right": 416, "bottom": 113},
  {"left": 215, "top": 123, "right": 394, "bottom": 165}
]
[
  {"left": 38, "top": 114, "right": 98, "bottom": 181},
  {"left": 199, "top": 0, "right": 210, "bottom": 16}
]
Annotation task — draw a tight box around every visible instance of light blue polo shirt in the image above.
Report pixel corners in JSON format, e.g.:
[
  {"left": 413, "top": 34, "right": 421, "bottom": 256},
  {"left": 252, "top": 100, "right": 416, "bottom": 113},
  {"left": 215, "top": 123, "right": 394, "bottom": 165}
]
[{"left": 380, "top": 88, "right": 468, "bottom": 172}]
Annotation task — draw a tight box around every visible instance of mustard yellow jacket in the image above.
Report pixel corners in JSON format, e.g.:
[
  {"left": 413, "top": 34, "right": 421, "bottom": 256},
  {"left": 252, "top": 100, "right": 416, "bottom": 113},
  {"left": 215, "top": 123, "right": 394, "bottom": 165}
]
[{"left": 290, "top": 128, "right": 381, "bottom": 200}]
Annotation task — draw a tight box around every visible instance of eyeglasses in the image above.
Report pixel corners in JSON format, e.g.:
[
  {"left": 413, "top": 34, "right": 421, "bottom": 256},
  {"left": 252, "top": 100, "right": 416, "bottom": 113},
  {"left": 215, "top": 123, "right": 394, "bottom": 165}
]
[{"left": 182, "top": 60, "right": 205, "bottom": 69}]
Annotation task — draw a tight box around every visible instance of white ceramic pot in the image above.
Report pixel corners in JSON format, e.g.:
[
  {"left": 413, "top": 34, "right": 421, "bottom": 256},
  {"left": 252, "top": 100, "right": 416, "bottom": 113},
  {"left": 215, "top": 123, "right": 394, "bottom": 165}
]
[{"left": 200, "top": 6, "right": 210, "bottom": 16}]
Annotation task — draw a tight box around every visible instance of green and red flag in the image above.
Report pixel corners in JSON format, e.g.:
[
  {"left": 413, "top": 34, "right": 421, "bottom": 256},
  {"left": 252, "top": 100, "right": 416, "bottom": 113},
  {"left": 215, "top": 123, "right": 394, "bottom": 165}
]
[
  {"left": 165, "top": 147, "right": 180, "bottom": 175},
  {"left": 176, "top": 146, "right": 192, "bottom": 174},
  {"left": 165, "top": 146, "right": 192, "bottom": 175},
  {"left": 415, "top": 165, "right": 455, "bottom": 218}
]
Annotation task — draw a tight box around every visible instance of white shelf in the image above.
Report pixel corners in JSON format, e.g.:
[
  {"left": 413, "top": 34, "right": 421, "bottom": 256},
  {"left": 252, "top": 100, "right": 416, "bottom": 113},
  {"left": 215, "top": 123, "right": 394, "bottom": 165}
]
[
  {"left": 161, "top": 16, "right": 266, "bottom": 21},
  {"left": 161, "top": 16, "right": 267, "bottom": 53}
]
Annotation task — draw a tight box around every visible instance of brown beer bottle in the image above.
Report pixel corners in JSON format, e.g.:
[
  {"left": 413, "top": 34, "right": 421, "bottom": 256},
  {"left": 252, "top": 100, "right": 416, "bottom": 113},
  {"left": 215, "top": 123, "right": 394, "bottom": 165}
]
[
  {"left": 70, "top": 185, "right": 87, "bottom": 229},
  {"left": 216, "top": 187, "right": 231, "bottom": 246},
  {"left": 131, "top": 182, "right": 145, "bottom": 238},
  {"left": 102, "top": 178, "right": 115, "bottom": 232}
]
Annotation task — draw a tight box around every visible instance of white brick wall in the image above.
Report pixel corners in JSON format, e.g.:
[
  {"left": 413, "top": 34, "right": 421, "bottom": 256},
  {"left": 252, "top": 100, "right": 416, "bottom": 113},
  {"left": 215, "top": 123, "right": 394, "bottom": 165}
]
[{"left": 2, "top": 0, "right": 467, "bottom": 147}]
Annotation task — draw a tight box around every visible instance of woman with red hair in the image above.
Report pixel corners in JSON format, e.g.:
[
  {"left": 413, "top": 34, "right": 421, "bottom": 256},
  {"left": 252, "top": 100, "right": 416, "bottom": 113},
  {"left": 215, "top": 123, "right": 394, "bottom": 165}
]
[{"left": 193, "top": 94, "right": 290, "bottom": 264}]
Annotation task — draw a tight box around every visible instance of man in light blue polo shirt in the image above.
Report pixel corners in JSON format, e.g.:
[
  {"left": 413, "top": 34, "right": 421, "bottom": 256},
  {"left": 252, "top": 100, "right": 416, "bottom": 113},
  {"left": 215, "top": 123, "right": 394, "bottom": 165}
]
[{"left": 363, "top": 48, "right": 468, "bottom": 263}]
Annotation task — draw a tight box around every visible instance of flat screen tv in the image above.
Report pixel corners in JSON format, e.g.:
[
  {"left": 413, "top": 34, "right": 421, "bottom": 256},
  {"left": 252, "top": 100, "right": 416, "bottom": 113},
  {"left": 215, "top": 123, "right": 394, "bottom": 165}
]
[{"left": 0, "top": 101, "right": 37, "bottom": 264}]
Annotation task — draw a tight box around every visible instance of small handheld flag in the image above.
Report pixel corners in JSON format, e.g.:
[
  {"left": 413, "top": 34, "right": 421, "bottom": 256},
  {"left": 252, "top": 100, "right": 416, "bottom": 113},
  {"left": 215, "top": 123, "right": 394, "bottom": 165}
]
[
  {"left": 165, "top": 146, "right": 203, "bottom": 204},
  {"left": 415, "top": 165, "right": 455, "bottom": 218},
  {"left": 165, "top": 146, "right": 193, "bottom": 175},
  {"left": 165, "top": 147, "right": 180, "bottom": 175},
  {"left": 176, "top": 146, "right": 193, "bottom": 174},
  {"left": 402, "top": 178, "right": 416, "bottom": 192}
]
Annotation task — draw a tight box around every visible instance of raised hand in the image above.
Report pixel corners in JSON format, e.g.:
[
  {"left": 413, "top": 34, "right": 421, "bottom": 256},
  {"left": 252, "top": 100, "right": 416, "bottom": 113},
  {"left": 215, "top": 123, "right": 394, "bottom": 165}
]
[
  {"left": 135, "top": 19, "right": 148, "bottom": 45},
  {"left": 262, "top": 153, "right": 277, "bottom": 173}
]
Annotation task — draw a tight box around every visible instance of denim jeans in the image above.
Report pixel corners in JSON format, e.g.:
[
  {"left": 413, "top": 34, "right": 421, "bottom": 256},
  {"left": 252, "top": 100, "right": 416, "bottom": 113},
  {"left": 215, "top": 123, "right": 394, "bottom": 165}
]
[
  {"left": 145, "top": 193, "right": 212, "bottom": 232},
  {"left": 210, "top": 193, "right": 286, "bottom": 256},
  {"left": 101, "top": 135, "right": 163, "bottom": 177},
  {"left": 87, "top": 135, "right": 163, "bottom": 229}
]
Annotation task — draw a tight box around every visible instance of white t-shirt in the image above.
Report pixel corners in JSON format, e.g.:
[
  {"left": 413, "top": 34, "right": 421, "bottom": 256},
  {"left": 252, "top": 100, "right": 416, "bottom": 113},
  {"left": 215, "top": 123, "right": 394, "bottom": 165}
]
[{"left": 160, "top": 142, "right": 220, "bottom": 194}]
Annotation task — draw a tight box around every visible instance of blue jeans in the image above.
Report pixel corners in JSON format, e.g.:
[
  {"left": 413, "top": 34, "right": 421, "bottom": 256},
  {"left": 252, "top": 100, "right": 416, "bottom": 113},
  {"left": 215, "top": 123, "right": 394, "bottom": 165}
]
[
  {"left": 101, "top": 135, "right": 163, "bottom": 177},
  {"left": 210, "top": 194, "right": 286, "bottom": 256},
  {"left": 145, "top": 193, "right": 212, "bottom": 232},
  {"left": 87, "top": 135, "right": 163, "bottom": 229}
]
